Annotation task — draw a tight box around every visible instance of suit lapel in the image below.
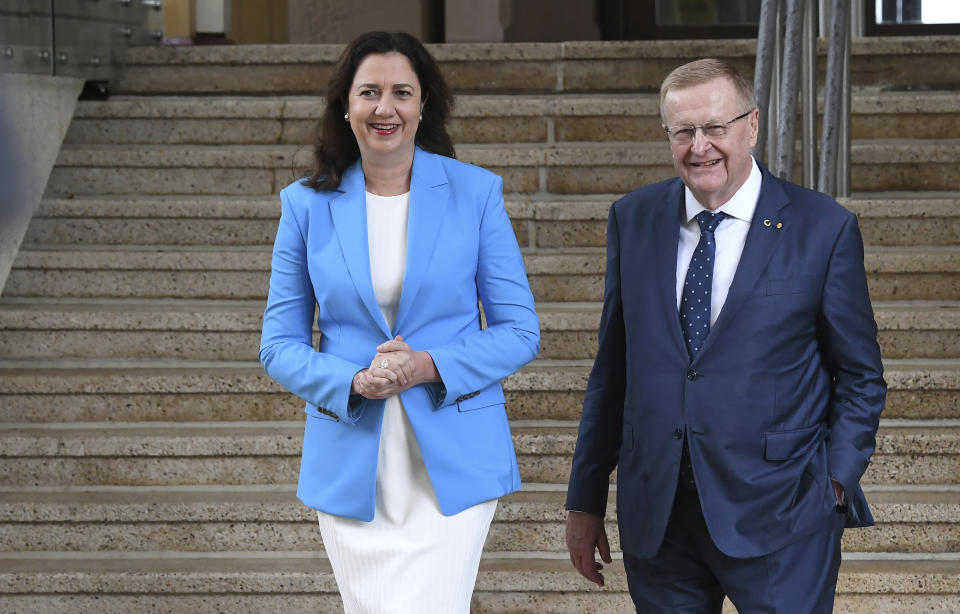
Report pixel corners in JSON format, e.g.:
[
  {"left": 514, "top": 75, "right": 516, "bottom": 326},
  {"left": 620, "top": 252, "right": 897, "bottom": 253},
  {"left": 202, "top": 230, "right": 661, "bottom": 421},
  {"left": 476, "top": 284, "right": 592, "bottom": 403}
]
[
  {"left": 653, "top": 179, "right": 689, "bottom": 357},
  {"left": 329, "top": 161, "right": 392, "bottom": 338},
  {"left": 699, "top": 168, "right": 791, "bottom": 359},
  {"left": 394, "top": 149, "right": 449, "bottom": 333}
]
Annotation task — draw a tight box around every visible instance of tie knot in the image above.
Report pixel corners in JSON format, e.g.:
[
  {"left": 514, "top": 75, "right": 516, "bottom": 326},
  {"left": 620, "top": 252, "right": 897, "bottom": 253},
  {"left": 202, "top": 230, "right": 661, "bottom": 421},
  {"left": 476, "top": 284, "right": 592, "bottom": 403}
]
[{"left": 695, "top": 210, "right": 727, "bottom": 234}]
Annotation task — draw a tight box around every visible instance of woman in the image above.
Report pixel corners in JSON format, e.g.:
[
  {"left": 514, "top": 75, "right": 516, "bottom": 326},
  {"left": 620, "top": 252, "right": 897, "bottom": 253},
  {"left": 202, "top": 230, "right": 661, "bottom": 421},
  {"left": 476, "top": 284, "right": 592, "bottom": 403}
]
[{"left": 259, "top": 31, "right": 540, "bottom": 613}]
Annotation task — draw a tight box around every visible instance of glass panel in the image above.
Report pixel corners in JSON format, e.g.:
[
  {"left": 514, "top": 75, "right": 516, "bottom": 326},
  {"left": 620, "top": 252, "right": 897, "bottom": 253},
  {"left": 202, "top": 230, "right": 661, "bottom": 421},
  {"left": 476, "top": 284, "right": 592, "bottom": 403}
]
[
  {"left": 657, "top": 0, "right": 763, "bottom": 26},
  {"left": 875, "top": 0, "right": 960, "bottom": 25},
  {"left": 0, "top": 0, "right": 54, "bottom": 76}
]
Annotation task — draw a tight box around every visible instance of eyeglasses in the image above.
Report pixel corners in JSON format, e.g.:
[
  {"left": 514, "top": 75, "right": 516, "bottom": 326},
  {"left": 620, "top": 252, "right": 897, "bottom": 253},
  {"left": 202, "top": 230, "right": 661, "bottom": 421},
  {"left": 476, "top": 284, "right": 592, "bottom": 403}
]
[{"left": 663, "top": 109, "right": 755, "bottom": 145}]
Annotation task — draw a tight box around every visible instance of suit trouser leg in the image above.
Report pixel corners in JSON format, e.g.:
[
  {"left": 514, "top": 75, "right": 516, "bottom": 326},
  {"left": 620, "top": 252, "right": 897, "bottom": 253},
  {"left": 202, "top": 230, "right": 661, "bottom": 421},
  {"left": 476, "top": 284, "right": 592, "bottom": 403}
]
[
  {"left": 721, "top": 504, "right": 844, "bottom": 614},
  {"left": 623, "top": 485, "right": 725, "bottom": 614},
  {"left": 623, "top": 486, "right": 844, "bottom": 614}
]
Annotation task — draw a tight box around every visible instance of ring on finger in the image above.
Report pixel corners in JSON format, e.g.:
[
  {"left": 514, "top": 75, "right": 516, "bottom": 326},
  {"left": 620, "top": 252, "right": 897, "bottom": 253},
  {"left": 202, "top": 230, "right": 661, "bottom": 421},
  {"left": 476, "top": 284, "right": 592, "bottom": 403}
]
[{"left": 379, "top": 359, "right": 389, "bottom": 369}]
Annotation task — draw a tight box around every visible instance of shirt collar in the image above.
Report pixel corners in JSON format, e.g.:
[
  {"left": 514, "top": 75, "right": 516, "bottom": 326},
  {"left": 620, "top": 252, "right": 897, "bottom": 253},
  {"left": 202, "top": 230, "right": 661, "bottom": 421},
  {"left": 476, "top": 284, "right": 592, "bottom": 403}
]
[{"left": 683, "top": 157, "right": 762, "bottom": 224}]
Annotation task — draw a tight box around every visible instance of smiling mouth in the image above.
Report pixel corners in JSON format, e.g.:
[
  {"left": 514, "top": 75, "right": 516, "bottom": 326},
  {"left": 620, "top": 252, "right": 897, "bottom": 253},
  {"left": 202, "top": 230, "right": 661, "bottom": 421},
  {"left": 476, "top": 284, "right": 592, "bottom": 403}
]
[
  {"left": 370, "top": 123, "right": 400, "bottom": 134},
  {"left": 690, "top": 159, "right": 722, "bottom": 168}
]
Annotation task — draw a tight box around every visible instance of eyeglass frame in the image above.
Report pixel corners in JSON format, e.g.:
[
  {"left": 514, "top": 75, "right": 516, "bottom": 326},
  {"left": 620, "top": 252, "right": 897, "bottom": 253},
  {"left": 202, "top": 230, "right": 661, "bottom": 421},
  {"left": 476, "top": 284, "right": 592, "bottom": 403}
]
[{"left": 662, "top": 109, "right": 756, "bottom": 144}]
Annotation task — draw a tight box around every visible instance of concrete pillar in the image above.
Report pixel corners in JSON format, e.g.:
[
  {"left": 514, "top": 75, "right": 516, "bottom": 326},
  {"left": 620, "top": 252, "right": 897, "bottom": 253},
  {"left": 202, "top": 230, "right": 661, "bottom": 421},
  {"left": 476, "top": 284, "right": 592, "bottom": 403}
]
[
  {"left": 445, "top": 0, "right": 509, "bottom": 42},
  {"left": 196, "top": 0, "right": 231, "bottom": 34}
]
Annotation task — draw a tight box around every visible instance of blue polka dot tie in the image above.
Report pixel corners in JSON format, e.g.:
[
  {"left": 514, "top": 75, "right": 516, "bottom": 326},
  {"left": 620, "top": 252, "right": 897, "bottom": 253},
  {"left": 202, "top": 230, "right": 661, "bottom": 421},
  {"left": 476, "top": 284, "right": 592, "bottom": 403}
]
[{"left": 680, "top": 211, "right": 727, "bottom": 360}]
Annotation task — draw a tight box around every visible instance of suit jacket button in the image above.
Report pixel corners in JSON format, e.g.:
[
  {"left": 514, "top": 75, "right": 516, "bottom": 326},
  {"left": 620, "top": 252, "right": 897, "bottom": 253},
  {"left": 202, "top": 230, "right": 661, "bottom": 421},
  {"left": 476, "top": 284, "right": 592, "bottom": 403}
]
[
  {"left": 686, "top": 369, "right": 698, "bottom": 380},
  {"left": 673, "top": 429, "right": 683, "bottom": 439}
]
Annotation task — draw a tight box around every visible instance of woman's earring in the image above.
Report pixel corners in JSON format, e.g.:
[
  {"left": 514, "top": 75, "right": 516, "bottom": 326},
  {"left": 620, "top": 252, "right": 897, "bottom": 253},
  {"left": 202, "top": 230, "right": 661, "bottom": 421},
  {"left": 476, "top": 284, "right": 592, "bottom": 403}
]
[
  {"left": 418, "top": 114, "right": 423, "bottom": 121},
  {"left": 344, "top": 112, "right": 349, "bottom": 120}
]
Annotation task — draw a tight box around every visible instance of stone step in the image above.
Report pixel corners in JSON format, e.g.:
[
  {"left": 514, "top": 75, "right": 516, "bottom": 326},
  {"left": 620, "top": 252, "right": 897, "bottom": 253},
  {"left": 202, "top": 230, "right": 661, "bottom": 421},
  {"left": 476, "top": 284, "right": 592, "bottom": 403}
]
[
  {"left": 23, "top": 196, "right": 960, "bottom": 248},
  {"left": 0, "top": 486, "right": 955, "bottom": 555},
  {"left": 0, "top": 420, "right": 955, "bottom": 487},
  {"left": 63, "top": 90, "right": 960, "bottom": 146},
  {"left": 0, "top": 358, "right": 955, "bottom": 422},
  {"left": 45, "top": 140, "right": 960, "bottom": 196},
  {"left": 522, "top": 247, "right": 960, "bottom": 302},
  {"left": 4, "top": 245, "right": 957, "bottom": 302},
  {"left": 0, "top": 554, "right": 957, "bottom": 613},
  {"left": 532, "top": 301, "right": 960, "bottom": 361},
  {"left": 116, "top": 37, "right": 960, "bottom": 94},
  {"left": 25, "top": 196, "right": 282, "bottom": 247},
  {"left": 515, "top": 197, "right": 960, "bottom": 249},
  {"left": 1, "top": 299, "right": 957, "bottom": 361}
]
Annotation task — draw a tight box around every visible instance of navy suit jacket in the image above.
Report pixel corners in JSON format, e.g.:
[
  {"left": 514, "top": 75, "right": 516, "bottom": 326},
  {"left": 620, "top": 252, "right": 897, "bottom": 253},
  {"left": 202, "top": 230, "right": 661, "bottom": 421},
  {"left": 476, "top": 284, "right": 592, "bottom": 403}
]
[{"left": 566, "top": 164, "right": 886, "bottom": 559}]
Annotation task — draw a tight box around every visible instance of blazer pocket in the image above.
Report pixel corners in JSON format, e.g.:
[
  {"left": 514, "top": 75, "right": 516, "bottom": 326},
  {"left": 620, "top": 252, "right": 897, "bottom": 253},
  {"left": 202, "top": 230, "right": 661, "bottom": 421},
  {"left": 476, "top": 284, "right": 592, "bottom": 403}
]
[
  {"left": 766, "top": 276, "right": 817, "bottom": 295},
  {"left": 764, "top": 423, "right": 825, "bottom": 460}
]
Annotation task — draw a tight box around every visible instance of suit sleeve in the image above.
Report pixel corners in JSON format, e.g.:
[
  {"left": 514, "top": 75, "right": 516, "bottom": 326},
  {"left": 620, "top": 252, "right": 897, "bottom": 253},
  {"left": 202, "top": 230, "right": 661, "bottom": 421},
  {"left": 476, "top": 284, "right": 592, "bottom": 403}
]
[
  {"left": 818, "top": 211, "right": 887, "bottom": 512},
  {"left": 425, "top": 175, "right": 541, "bottom": 407},
  {"left": 259, "top": 191, "right": 367, "bottom": 424},
  {"left": 565, "top": 203, "right": 627, "bottom": 515}
]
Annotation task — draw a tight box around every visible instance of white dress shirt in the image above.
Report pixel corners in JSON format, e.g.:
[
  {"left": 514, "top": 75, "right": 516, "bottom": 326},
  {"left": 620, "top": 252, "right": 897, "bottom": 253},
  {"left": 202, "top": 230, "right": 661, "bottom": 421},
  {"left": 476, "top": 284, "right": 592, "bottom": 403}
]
[{"left": 675, "top": 158, "right": 762, "bottom": 326}]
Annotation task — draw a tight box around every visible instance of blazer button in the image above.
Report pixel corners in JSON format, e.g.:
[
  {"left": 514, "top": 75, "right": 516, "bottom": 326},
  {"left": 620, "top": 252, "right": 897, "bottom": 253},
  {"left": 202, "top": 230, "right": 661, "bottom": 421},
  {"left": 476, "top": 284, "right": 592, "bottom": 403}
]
[
  {"left": 686, "top": 369, "right": 698, "bottom": 380},
  {"left": 673, "top": 428, "right": 683, "bottom": 439}
]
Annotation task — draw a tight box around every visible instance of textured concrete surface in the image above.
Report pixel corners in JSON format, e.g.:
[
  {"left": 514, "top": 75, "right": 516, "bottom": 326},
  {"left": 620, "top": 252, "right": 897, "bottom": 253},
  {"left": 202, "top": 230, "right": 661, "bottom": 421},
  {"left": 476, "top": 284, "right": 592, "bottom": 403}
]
[
  {"left": 114, "top": 37, "right": 960, "bottom": 94},
  {"left": 3, "top": 301, "right": 955, "bottom": 360},
  {"left": 0, "top": 422, "right": 954, "bottom": 486},
  {"left": 64, "top": 90, "right": 960, "bottom": 145},
  {"left": 1, "top": 489, "right": 955, "bottom": 554},
  {"left": 0, "top": 557, "right": 957, "bottom": 604},
  {"left": 0, "top": 74, "right": 84, "bottom": 294},
  {"left": 45, "top": 140, "right": 958, "bottom": 196},
  {"left": 0, "top": 359, "right": 956, "bottom": 421},
  {"left": 0, "top": 590, "right": 958, "bottom": 614}
]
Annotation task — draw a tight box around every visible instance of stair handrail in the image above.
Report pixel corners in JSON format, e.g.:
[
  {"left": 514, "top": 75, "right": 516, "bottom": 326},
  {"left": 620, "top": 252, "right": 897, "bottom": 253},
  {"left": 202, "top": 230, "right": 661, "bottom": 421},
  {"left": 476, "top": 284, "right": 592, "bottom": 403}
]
[{"left": 754, "top": 0, "right": 852, "bottom": 198}]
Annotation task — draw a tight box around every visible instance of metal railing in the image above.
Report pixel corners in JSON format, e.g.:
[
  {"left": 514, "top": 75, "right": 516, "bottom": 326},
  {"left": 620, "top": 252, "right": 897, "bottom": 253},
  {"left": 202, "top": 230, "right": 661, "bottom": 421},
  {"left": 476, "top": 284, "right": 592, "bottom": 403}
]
[
  {"left": 754, "top": 0, "right": 856, "bottom": 198},
  {"left": 0, "top": 0, "right": 163, "bottom": 85}
]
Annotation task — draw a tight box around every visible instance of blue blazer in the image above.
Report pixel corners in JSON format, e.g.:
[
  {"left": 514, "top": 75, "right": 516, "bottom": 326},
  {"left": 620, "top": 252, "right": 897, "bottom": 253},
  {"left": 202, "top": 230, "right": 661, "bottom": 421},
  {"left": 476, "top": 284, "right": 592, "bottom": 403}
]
[
  {"left": 566, "top": 164, "right": 886, "bottom": 559},
  {"left": 260, "top": 147, "right": 540, "bottom": 521}
]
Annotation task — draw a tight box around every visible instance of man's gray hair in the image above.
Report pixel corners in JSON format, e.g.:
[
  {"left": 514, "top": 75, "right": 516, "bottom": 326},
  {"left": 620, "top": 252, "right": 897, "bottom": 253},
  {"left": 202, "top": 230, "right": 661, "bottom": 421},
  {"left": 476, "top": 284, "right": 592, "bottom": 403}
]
[{"left": 659, "top": 59, "right": 755, "bottom": 122}]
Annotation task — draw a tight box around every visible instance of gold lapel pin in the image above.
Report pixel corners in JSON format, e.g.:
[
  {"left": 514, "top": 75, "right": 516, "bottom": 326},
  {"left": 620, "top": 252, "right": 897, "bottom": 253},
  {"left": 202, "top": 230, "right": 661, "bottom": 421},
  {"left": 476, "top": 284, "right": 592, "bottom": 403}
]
[{"left": 776, "top": 222, "right": 783, "bottom": 229}]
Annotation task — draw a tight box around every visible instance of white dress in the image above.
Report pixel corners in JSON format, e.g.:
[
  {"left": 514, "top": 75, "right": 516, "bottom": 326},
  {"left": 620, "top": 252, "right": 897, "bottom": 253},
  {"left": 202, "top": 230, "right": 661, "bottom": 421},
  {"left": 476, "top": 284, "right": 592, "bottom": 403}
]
[{"left": 316, "top": 191, "right": 498, "bottom": 614}]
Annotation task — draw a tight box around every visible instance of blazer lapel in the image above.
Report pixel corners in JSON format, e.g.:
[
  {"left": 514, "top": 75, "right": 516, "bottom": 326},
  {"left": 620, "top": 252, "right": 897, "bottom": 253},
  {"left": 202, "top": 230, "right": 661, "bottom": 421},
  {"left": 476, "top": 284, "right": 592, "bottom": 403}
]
[
  {"left": 394, "top": 148, "right": 449, "bottom": 333},
  {"left": 699, "top": 167, "right": 791, "bottom": 358},
  {"left": 329, "top": 162, "right": 392, "bottom": 338},
  {"left": 653, "top": 179, "right": 689, "bottom": 357}
]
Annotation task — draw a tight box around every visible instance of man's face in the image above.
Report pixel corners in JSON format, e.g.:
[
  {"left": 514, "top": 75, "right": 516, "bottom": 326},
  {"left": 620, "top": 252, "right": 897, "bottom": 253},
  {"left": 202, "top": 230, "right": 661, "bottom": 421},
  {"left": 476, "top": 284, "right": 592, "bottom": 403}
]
[{"left": 662, "top": 77, "right": 759, "bottom": 210}]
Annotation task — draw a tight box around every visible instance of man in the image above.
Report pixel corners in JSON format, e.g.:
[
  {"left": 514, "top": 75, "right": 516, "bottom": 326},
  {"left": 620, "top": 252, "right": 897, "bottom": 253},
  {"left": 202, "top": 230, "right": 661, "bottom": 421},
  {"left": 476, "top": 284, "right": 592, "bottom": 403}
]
[{"left": 564, "top": 59, "right": 886, "bottom": 612}]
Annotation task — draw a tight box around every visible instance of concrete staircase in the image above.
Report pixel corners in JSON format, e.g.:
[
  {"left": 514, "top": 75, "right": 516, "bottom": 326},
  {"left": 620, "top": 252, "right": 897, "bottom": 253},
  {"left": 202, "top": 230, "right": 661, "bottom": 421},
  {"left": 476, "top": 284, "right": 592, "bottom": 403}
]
[{"left": 1, "top": 38, "right": 959, "bottom": 613}]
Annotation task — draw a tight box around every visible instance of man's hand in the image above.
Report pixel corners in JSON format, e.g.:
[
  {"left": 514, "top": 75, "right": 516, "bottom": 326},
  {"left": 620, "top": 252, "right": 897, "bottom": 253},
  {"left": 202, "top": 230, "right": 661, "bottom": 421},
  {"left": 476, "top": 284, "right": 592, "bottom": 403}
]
[{"left": 565, "top": 510, "right": 612, "bottom": 587}]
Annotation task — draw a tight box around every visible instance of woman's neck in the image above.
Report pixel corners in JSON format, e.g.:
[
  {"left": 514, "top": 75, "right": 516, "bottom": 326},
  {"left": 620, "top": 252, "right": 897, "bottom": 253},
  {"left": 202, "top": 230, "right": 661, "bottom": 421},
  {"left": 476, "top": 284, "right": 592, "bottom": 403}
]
[{"left": 361, "top": 151, "right": 414, "bottom": 196}]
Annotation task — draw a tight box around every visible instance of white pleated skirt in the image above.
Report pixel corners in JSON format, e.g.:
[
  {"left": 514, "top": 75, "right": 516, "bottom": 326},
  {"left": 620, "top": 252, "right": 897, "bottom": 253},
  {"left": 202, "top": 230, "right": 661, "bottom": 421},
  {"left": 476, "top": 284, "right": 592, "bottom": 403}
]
[{"left": 317, "top": 395, "right": 497, "bottom": 614}]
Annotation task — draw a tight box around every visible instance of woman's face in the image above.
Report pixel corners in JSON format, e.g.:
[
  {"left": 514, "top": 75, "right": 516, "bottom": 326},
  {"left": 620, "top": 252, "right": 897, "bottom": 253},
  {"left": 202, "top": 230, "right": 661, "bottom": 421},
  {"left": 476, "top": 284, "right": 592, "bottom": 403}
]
[{"left": 347, "top": 51, "right": 425, "bottom": 166}]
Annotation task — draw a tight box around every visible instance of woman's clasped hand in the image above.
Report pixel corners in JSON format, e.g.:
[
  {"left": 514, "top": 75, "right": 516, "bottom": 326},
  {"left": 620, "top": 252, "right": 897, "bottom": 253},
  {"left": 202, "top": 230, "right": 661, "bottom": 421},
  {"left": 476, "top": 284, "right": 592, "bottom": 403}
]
[{"left": 352, "top": 336, "right": 435, "bottom": 399}]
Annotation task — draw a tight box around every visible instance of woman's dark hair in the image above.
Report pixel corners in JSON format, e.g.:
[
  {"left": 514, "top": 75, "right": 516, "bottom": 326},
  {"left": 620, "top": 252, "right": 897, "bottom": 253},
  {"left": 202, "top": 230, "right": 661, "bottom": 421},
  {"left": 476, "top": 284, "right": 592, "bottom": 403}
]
[{"left": 304, "top": 31, "right": 455, "bottom": 192}]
